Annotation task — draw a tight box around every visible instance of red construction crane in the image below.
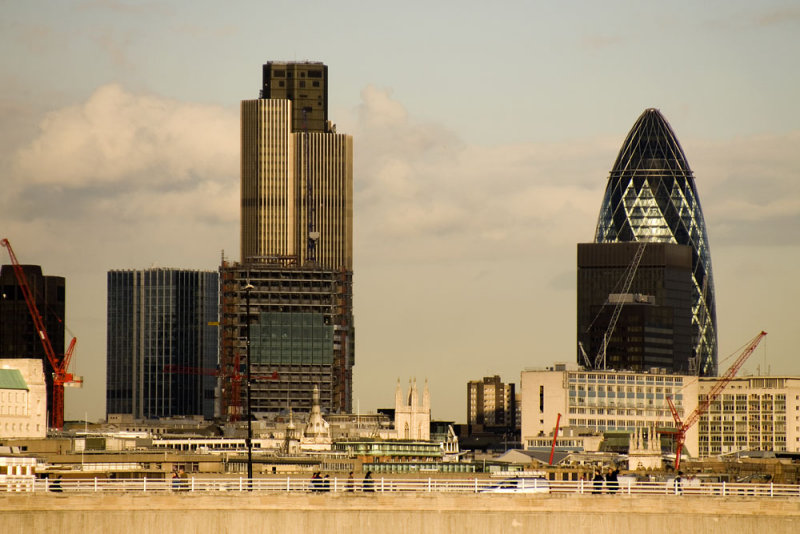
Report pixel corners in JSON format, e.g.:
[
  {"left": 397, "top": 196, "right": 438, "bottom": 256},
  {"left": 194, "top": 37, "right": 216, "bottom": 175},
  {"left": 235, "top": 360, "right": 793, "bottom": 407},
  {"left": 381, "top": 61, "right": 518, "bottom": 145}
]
[
  {"left": 1, "top": 238, "right": 82, "bottom": 429},
  {"left": 663, "top": 330, "right": 767, "bottom": 470},
  {"left": 163, "top": 352, "right": 278, "bottom": 422}
]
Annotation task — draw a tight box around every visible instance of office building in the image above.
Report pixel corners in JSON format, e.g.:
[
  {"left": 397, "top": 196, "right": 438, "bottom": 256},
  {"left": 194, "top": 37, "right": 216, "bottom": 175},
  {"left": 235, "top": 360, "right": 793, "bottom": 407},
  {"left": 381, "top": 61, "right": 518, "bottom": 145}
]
[
  {"left": 106, "top": 269, "right": 218, "bottom": 420},
  {"left": 225, "top": 61, "right": 354, "bottom": 416},
  {"left": 594, "top": 109, "right": 717, "bottom": 375},
  {"left": 698, "top": 376, "right": 800, "bottom": 456},
  {"left": 241, "top": 61, "right": 352, "bottom": 269},
  {"left": 521, "top": 367, "right": 800, "bottom": 459},
  {"left": 0, "top": 264, "right": 65, "bottom": 419},
  {"left": 577, "top": 242, "right": 694, "bottom": 373},
  {"left": 521, "top": 365, "right": 700, "bottom": 456},
  {"left": 467, "top": 376, "right": 516, "bottom": 430}
]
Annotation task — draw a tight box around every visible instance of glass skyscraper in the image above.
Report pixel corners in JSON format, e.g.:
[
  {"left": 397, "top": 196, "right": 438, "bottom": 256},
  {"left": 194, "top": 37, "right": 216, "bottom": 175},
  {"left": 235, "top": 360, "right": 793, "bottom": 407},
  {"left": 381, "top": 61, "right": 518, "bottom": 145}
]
[
  {"left": 594, "top": 109, "right": 717, "bottom": 376},
  {"left": 106, "top": 268, "right": 219, "bottom": 419}
]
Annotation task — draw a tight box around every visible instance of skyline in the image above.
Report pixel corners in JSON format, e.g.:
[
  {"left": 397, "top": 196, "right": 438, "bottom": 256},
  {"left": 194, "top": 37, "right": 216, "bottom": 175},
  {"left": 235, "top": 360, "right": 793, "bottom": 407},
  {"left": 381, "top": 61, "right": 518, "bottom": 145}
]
[{"left": 1, "top": 1, "right": 799, "bottom": 422}]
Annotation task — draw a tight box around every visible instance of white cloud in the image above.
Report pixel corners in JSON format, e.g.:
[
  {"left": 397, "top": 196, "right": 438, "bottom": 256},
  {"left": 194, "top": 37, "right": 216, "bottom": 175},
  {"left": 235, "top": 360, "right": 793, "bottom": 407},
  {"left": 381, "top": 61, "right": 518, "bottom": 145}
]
[
  {"left": 14, "top": 83, "right": 237, "bottom": 189},
  {"left": 347, "top": 87, "right": 614, "bottom": 263},
  {"left": 689, "top": 132, "right": 800, "bottom": 245}
]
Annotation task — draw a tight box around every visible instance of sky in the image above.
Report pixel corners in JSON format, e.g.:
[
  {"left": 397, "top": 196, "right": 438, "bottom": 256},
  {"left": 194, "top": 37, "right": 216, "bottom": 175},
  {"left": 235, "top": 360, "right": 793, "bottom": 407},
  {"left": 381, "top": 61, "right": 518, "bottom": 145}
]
[{"left": 1, "top": 0, "right": 799, "bottom": 423}]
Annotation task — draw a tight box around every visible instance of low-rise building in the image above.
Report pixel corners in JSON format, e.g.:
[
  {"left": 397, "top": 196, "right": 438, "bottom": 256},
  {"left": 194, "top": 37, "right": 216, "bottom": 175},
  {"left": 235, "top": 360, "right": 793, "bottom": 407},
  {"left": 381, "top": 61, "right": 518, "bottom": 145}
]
[
  {"left": 0, "top": 359, "right": 47, "bottom": 439},
  {"left": 521, "top": 364, "right": 699, "bottom": 456},
  {"left": 522, "top": 366, "right": 800, "bottom": 461}
]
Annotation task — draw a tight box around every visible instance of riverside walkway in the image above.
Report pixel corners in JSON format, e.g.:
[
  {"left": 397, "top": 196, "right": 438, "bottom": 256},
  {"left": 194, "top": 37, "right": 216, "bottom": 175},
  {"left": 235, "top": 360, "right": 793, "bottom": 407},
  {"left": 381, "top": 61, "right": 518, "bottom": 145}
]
[
  {"left": 3, "top": 491, "right": 799, "bottom": 534},
  {"left": 3, "top": 475, "right": 800, "bottom": 497}
]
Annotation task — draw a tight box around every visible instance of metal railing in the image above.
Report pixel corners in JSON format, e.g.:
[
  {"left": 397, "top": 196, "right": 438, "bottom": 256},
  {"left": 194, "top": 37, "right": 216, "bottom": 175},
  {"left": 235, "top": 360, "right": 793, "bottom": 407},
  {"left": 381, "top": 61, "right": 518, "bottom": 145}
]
[{"left": 2, "top": 477, "right": 799, "bottom": 498}]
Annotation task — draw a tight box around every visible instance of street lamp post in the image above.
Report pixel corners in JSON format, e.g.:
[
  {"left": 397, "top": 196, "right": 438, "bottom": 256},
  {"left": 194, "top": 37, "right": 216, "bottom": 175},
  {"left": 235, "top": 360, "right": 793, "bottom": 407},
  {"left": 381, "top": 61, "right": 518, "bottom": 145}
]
[{"left": 244, "top": 283, "right": 254, "bottom": 487}]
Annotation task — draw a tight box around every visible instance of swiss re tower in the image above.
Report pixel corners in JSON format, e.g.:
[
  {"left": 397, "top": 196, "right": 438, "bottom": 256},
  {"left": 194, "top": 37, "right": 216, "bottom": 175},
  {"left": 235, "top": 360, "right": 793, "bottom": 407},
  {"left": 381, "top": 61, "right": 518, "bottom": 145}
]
[{"left": 592, "top": 109, "right": 717, "bottom": 376}]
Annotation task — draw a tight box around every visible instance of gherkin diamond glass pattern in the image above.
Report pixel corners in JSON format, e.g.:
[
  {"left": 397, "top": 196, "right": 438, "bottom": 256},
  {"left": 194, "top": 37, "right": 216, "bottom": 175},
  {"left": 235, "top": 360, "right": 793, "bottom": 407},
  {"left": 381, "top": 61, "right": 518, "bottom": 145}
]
[{"left": 595, "top": 109, "right": 717, "bottom": 376}]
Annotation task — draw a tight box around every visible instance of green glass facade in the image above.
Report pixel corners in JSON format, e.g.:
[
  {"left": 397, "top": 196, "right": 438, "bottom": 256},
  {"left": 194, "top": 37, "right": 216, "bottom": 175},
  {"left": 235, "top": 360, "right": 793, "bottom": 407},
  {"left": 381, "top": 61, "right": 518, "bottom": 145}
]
[{"left": 250, "top": 312, "right": 333, "bottom": 366}]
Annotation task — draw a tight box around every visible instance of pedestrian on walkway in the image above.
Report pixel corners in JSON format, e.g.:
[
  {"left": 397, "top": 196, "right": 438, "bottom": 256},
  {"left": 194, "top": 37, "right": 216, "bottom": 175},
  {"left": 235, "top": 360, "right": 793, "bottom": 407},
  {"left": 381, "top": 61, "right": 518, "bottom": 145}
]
[
  {"left": 592, "top": 469, "right": 604, "bottom": 494},
  {"left": 363, "top": 471, "right": 374, "bottom": 492},
  {"left": 674, "top": 471, "right": 683, "bottom": 495},
  {"left": 606, "top": 466, "right": 619, "bottom": 494}
]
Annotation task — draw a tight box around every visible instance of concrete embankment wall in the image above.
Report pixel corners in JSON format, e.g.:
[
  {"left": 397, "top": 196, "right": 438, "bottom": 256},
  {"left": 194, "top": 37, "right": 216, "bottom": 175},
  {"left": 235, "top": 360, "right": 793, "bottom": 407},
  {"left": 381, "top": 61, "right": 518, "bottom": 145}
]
[{"left": 3, "top": 493, "right": 799, "bottom": 534}]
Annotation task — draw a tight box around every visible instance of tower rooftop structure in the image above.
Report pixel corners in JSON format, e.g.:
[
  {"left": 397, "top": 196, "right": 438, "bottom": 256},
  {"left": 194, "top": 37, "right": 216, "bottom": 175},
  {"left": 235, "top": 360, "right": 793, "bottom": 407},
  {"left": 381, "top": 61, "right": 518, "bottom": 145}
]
[{"left": 594, "top": 108, "right": 717, "bottom": 376}]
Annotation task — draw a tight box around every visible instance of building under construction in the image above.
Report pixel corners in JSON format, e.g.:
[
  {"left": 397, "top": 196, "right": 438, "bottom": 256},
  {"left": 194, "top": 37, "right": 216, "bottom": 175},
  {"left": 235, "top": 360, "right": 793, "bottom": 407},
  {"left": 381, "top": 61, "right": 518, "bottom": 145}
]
[
  {"left": 219, "top": 260, "right": 353, "bottom": 418},
  {"left": 226, "top": 61, "right": 355, "bottom": 419}
]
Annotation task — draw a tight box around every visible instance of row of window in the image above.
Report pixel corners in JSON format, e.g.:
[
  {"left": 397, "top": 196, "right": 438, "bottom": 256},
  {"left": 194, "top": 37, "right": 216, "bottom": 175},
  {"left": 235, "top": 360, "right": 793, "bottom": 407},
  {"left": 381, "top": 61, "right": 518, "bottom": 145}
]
[
  {"left": 0, "top": 391, "right": 27, "bottom": 403},
  {"left": 271, "top": 69, "right": 323, "bottom": 79},
  {"left": 568, "top": 418, "right": 669, "bottom": 428},
  {"left": 1, "top": 423, "right": 39, "bottom": 433},
  {"left": 569, "top": 407, "right": 672, "bottom": 417},
  {"left": 569, "top": 373, "right": 684, "bottom": 385},
  {"left": 0, "top": 405, "right": 32, "bottom": 416},
  {"left": 274, "top": 80, "right": 321, "bottom": 88}
]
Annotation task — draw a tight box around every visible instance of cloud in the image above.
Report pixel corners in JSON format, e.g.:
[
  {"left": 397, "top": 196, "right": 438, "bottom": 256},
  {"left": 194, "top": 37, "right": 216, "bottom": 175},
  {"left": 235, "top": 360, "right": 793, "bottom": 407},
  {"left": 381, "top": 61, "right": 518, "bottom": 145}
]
[
  {"left": 77, "top": 0, "right": 171, "bottom": 17},
  {"left": 689, "top": 132, "right": 800, "bottom": 246},
  {"left": 343, "top": 87, "right": 800, "bottom": 270},
  {"left": 14, "top": 83, "right": 237, "bottom": 189},
  {"left": 173, "top": 23, "right": 239, "bottom": 40},
  {"left": 3, "top": 84, "right": 240, "bottom": 273},
  {"left": 702, "top": 5, "right": 800, "bottom": 31},
  {"left": 754, "top": 6, "right": 800, "bottom": 27},
  {"left": 93, "top": 31, "right": 135, "bottom": 69},
  {"left": 581, "top": 35, "right": 623, "bottom": 49},
  {"left": 346, "top": 86, "right": 614, "bottom": 264}
]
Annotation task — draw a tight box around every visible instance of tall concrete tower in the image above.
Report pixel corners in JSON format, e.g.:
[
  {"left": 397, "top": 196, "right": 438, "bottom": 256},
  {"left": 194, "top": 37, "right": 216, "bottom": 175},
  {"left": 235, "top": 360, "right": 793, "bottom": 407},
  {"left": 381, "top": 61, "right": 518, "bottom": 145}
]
[
  {"left": 240, "top": 61, "right": 353, "bottom": 270},
  {"left": 221, "top": 62, "right": 354, "bottom": 418},
  {"left": 594, "top": 109, "right": 717, "bottom": 375}
]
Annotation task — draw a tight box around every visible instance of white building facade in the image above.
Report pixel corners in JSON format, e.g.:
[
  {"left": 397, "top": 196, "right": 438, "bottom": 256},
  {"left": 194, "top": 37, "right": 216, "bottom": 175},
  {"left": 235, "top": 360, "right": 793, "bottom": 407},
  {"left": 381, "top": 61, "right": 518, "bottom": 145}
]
[
  {"left": 521, "top": 365, "right": 699, "bottom": 457},
  {"left": 698, "top": 376, "right": 800, "bottom": 456},
  {"left": 522, "top": 367, "right": 800, "bottom": 460},
  {"left": 0, "top": 359, "right": 47, "bottom": 439}
]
